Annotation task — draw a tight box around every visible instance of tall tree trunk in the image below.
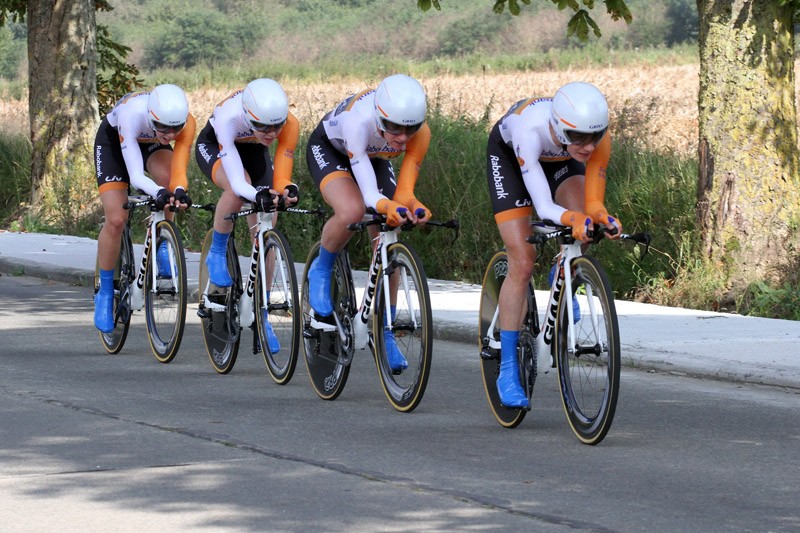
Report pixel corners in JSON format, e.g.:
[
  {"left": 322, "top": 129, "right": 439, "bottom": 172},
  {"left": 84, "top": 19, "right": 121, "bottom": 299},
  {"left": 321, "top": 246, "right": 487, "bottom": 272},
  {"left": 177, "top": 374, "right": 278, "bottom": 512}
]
[
  {"left": 27, "top": 0, "right": 98, "bottom": 222},
  {"left": 697, "top": 0, "right": 798, "bottom": 303}
]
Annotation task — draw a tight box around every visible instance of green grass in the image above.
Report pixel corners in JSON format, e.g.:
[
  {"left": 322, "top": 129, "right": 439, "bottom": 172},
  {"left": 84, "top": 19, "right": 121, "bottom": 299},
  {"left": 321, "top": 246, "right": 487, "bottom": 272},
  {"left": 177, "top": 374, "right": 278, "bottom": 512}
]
[{"left": 0, "top": 132, "right": 32, "bottom": 223}]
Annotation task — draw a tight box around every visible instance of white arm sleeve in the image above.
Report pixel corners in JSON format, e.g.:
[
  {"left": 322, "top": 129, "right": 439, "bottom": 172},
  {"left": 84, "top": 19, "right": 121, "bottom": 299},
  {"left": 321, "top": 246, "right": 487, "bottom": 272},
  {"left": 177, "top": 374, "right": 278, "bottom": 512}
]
[
  {"left": 217, "top": 131, "right": 258, "bottom": 202},
  {"left": 343, "top": 122, "right": 387, "bottom": 210},
  {"left": 117, "top": 116, "right": 161, "bottom": 197},
  {"left": 515, "top": 132, "right": 566, "bottom": 223}
]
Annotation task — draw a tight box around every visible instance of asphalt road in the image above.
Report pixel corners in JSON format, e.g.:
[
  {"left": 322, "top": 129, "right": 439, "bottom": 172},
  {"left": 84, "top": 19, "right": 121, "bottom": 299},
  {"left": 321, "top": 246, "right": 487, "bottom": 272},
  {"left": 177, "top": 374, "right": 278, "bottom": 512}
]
[{"left": 1, "top": 274, "right": 799, "bottom": 532}]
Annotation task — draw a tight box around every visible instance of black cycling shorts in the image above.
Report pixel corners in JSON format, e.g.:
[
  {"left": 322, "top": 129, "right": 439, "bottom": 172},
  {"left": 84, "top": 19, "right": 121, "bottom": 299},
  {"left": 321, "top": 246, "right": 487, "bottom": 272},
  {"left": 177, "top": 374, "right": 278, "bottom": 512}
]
[
  {"left": 194, "top": 121, "right": 274, "bottom": 189},
  {"left": 94, "top": 117, "right": 173, "bottom": 190},
  {"left": 486, "top": 121, "right": 585, "bottom": 221},
  {"left": 305, "top": 121, "right": 396, "bottom": 198}
]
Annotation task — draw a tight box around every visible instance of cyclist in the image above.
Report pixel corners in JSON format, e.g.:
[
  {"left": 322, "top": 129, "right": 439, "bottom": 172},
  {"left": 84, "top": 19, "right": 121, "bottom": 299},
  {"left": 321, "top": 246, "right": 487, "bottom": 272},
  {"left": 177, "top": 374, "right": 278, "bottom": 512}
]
[
  {"left": 305, "top": 73, "right": 432, "bottom": 373},
  {"left": 93, "top": 83, "right": 196, "bottom": 333},
  {"left": 194, "top": 78, "right": 300, "bottom": 353},
  {"left": 486, "top": 81, "right": 622, "bottom": 408}
]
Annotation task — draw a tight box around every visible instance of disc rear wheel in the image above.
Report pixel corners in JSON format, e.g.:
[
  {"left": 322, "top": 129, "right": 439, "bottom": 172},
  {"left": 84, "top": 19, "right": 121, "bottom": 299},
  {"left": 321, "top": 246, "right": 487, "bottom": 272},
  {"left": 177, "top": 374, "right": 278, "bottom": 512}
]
[
  {"left": 301, "top": 243, "right": 354, "bottom": 401},
  {"left": 479, "top": 250, "right": 537, "bottom": 428},
  {"left": 198, "top": 229, "right": 242, "bottom": 374},
  {"left": 96, "top": 228, "right": 133, "bottom": 354}
]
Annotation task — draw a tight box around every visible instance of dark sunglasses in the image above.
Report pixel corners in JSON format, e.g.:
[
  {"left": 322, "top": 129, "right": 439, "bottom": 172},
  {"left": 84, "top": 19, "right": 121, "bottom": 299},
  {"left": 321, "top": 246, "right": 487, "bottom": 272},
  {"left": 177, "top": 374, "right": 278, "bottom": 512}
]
[
  {"left": 380, "top": 118, "right": 422, "bottom": 136},
  {"left": 565, "top": 128, "right": 607, "bottom": 146},
  {"left": 152, "top": 121, "right": 185, "bottom": 134},
  {"left": 250, "top": 119, "right": 286, "bottom": 133}
]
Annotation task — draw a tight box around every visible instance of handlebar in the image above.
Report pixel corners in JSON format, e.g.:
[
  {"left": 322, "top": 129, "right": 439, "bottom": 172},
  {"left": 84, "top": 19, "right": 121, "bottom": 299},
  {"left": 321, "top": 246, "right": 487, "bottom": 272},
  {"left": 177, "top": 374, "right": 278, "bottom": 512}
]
[
  {"left": 122, "top": 197, "right": 176, "bottom": 213},
  {"left": 526, "top": 221, "right": 651, "bottom": 256},
  {"left": 346, "top": 215, "right": 460, "bottom": 243},
  {"left": 224, "top": 203, "right": 326, "bottom": 222}
]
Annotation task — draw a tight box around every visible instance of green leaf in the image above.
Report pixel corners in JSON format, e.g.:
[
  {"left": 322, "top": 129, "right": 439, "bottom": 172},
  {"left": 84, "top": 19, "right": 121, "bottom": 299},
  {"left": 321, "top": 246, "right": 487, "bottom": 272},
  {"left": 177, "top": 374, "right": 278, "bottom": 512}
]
[
  {"left": 417, "top": 0, "right": 441, "bottom": 11},
  {"left": 605, "top": 0, "right": 633, "bottom": 23},
  {"left": 509, "top": 0, "right": 520, "bottom": 16},
  {"left": 566, "top": 9, "right": 600, "bottom": 41},
  {"left": 493, "top": 0, "right": 506, "bottom": 14}
]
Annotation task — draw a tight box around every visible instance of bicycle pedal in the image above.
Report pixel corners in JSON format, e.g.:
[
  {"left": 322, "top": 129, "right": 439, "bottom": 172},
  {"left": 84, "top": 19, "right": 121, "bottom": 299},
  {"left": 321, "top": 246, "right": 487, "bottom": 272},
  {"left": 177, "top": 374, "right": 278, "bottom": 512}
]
[
  {"left": 303, "top": 325, "right": 320, "bottom": 340},
  {"left": 197, "top": 307, "right": 211, "bottom": 319},
  {"left": 480, "top": 347, "right": 500, "bottom": 360},
  {"left": 309, "top": 314, "right": 337, "bottom": 332}
]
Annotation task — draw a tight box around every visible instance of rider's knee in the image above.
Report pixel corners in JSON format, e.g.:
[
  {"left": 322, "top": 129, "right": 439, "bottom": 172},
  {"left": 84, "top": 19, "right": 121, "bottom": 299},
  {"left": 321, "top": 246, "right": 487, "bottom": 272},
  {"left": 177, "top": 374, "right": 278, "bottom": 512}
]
[
  {"left": 103, "top": 211, "right": 127, "bottom": 233},
  {"left": 337, "top": 204, "right": 366, "bottom": 226}
]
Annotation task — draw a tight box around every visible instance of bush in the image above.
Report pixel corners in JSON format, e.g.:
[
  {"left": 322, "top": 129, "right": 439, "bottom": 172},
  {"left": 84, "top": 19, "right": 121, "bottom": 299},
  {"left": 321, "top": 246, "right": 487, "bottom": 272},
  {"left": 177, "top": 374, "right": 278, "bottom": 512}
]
[
  {"left": 142, "top": 11, "right": 259, "bottom": 70},
  {"left": 0, "top": 23, "right": 25, "bottom": 80},
  {"left": 438, "top": 16, "right": 508, "bottom": 57}
]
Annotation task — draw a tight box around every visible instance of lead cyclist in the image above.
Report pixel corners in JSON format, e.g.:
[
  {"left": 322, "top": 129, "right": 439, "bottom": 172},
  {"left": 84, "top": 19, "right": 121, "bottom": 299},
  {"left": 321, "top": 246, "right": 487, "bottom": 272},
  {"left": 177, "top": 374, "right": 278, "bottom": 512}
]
[{"left": 486, "top": 81, "right": 623, "bottom": 409}]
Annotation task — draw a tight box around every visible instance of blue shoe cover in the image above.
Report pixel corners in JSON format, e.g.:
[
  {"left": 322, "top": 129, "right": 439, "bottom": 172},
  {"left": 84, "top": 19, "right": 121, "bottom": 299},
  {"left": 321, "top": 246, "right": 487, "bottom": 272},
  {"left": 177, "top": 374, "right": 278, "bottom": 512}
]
[
  {"left": 263, "top": 312, "right": 281, "bottom": 354},
  {"left": 157, "top": 241, "right": 174, "bottom": 278},
  {"left": 384, "top": 329, "right": 408, "bottom": 372},
  {"left": 308, "top": 258, "right": 333, "bottom": 316},
  {"left": 497, "top": 330, "right": 529, "bottom": 409},
  {"left": 206, "top": 249, "right": 233, "bottom": 288},
  {"left": 94, "top": 290, "right": 114, "bottom": 333}
]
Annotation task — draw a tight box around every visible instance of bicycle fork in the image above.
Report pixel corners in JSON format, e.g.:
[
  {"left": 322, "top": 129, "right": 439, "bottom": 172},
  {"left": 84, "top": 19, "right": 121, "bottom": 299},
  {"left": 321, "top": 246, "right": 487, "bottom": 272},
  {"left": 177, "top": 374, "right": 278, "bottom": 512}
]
[{"left": 130, "top": 218, "right": 153, "bottom": 311}]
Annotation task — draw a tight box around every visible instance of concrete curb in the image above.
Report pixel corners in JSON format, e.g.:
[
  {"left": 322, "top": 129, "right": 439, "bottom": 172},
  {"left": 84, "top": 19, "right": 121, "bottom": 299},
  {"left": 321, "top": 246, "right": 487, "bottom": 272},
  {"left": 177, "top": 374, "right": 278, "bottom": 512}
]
[
  {"left": 4, "top": 231, "right": 800, "bottom": 392},
  {"left": 0, "top": 257, "right": 94, "bottom": 288}
]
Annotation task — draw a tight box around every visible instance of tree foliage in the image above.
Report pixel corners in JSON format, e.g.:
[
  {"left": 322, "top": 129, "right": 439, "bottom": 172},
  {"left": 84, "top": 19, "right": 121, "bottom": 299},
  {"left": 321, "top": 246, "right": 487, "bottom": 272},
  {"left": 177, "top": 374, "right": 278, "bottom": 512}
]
[
  {"left": 417, "top": 0, "right": 632, "bottom": 40},
  {"left": 0, "top": 0, "right": 141, "bottom": 113}
]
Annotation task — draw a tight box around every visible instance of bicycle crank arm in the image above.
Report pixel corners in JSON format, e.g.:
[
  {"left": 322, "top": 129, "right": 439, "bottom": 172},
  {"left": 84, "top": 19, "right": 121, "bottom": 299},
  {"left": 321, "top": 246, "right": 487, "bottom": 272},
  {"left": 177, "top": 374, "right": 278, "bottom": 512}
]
[{"left": 308, "top": 312, "right": 337, "bottom": 333}]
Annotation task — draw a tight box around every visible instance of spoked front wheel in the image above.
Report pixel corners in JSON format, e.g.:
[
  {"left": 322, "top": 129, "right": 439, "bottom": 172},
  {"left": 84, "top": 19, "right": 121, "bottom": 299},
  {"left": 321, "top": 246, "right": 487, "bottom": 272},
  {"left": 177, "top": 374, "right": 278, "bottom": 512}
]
[
  {"left": 372, "top": 242, "right": 432, "bottom": 412},
  {"left": 95, "top": 229, "right": 134, "bottom": 354},
  {"left": 478, "top": 250, "right": 538, "bottom": 428},
  {"left": 255, "top": 229, "right": 300, "bottom": 384},
  {"left": 198, "top": 229, "right": 242, "bottom": 374},
  {"left": 556, "top": 255, "right": 620, "bottom": 445},
  {"left": 301, "top": 243, "right": 354, "bottom": 401},
  {"left": 145, "top": 220, "right": 188, "bottom": 363}
]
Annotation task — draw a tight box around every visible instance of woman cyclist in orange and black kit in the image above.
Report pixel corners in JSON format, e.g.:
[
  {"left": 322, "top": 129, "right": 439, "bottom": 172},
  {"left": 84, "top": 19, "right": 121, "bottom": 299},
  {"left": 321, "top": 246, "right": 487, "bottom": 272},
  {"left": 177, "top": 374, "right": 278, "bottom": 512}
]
[{"left": 486, "top": 81, "right": 622, "bottom": 408}]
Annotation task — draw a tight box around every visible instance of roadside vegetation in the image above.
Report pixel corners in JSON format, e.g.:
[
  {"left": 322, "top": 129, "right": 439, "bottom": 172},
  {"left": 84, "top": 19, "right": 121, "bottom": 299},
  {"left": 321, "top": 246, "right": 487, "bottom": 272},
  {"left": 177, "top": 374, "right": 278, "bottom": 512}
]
[{"left": 2, "top": 0, "right": 796, "bottom": 318}]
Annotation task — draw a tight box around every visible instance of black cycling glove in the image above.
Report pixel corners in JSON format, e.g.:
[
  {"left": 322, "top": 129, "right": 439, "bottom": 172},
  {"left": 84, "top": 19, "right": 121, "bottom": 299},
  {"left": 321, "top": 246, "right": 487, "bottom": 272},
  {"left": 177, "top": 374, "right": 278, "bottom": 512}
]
[
  {"left": 173, "top": 188, "right": 192, "bottom": 207},
  {"left": 255, "top": 188, "right": 274, "bottom": 212},
  {"left": 154, "top": 188, "right": 173, "bottom": 211}
]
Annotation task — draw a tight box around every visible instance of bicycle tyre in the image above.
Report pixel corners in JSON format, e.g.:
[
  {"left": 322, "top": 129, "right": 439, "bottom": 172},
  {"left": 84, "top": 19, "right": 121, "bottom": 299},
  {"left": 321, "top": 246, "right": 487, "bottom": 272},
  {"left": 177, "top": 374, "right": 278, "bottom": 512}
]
[
  {"left": 372, "top": 242, "right": 432, "bottom": 412},
  {"left": 198, "top": 229, "right": 242, "bottom": 374},
  {"left": 301, "top": 243, "right": 354, "bottom": 401},
  {"left": 145, "top": 220, "right": 188, "bottom": 363},
  {"left": 555, "top": 255, "right": 620, "bottom": 445},
  {"left": 478, "top": 250, "right": 538, "bottom": 428},
  {"left": 95, "top": 226, "right": 134, "bottom": 354},
  {"left": 255, "top": 229, "right": 300, "bottom": 384}
]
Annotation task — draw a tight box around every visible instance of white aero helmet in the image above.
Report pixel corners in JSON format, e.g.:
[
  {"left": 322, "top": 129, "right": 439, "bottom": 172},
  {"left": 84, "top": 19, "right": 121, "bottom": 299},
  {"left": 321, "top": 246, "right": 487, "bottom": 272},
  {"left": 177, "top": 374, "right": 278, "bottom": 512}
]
[
  {"left": 242, "top": 78, "right": 289, "bottom": 131},
  {"left": 374, "top": 74, "right": 427, "bottom": 134},
  {"left": 147, "top": 84, "right": 189, "bottom": 132},
  {"left": 549, "top": 81, "right": 609, "bottom": 146}
]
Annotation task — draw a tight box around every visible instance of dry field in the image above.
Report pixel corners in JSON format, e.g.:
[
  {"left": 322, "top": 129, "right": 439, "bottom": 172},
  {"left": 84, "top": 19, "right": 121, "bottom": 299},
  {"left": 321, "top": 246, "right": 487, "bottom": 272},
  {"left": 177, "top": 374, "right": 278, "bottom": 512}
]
[{"left": 1, "top": 63, "right": 700, "bottom": 154}]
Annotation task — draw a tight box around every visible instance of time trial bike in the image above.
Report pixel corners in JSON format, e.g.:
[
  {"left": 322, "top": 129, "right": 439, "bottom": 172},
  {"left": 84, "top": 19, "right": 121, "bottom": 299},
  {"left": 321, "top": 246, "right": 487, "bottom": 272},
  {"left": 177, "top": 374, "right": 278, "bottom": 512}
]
[
  {"left": 301, "top": 213, "right": 459, "bottom": 412},
  {"left": 197, "top": 197, "right": 321, "bottom": 382},
  {"left": 94, "top": 195, "right": 200, "bottom": 362},
  {"left": 479, "top": 221, "right": 650, "bottom": 444}
]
